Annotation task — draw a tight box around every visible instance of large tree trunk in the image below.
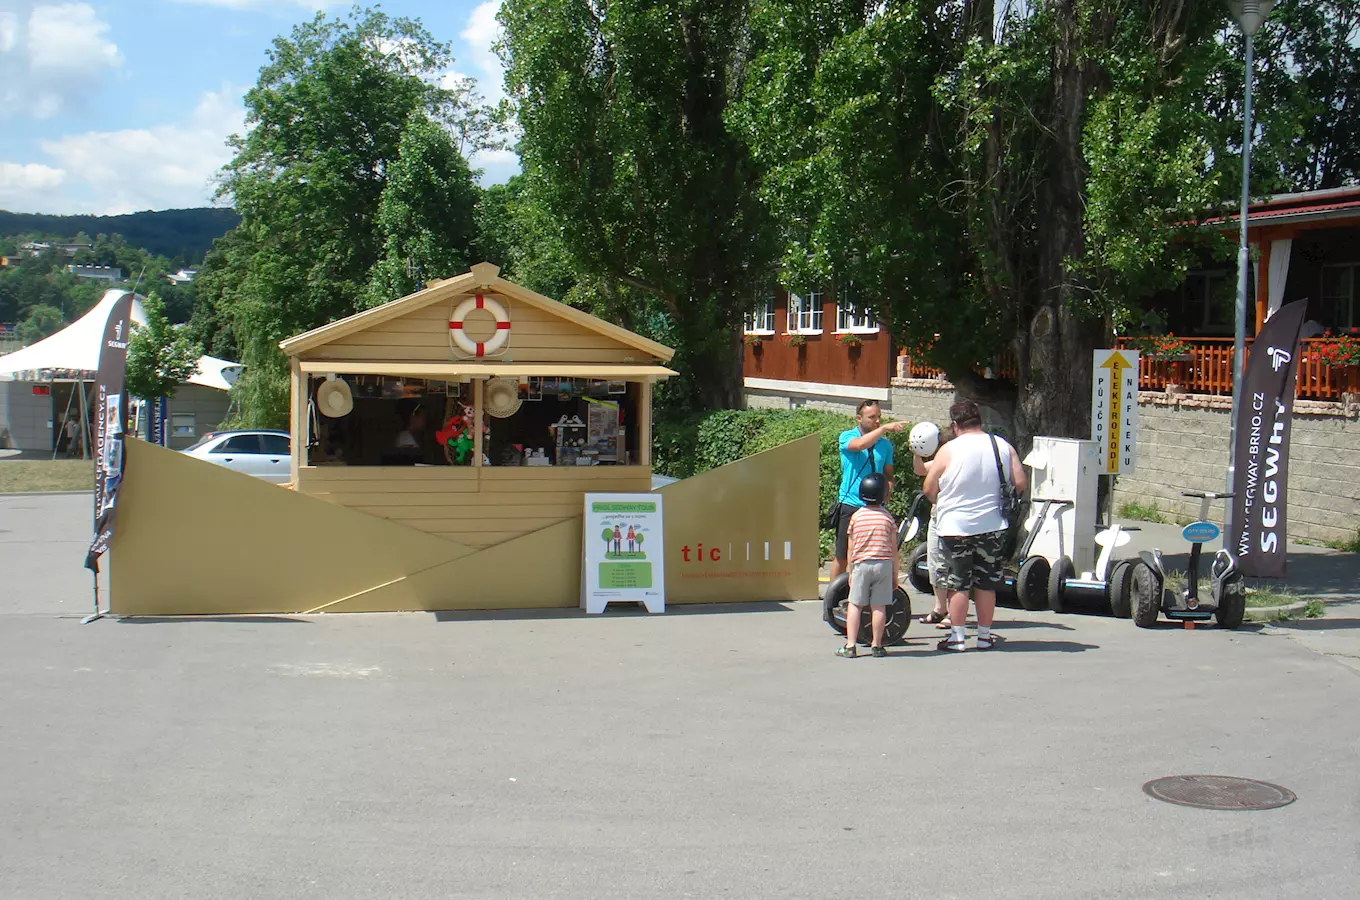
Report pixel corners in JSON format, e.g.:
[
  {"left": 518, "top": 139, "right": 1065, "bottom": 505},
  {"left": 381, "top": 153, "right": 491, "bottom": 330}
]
[{"left": 1018, "top": 0, "right": 1104, "bottom": 446}]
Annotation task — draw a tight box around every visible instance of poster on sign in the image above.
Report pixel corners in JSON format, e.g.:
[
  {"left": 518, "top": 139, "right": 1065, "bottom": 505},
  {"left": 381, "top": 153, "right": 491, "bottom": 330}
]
[
  {"left": 1090, "top": 349, "right": 1139, "bottom": 475},
  {"left": 582, "top": 493, "right": 665, "bottom": 614}
]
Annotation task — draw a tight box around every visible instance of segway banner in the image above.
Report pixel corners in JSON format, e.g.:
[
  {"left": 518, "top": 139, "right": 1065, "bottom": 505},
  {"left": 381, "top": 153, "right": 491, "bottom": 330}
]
[
  {"left": 1230, "top": 299, "right": 1308, "bottom": 578},
  {"left": 85, "top": 291, "right": 135, "bottom": 572}
]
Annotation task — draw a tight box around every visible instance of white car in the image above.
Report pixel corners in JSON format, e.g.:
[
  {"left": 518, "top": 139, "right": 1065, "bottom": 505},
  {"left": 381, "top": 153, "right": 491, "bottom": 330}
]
[{"left": 182, "top": 430, "right": 291, "bottom": 484}]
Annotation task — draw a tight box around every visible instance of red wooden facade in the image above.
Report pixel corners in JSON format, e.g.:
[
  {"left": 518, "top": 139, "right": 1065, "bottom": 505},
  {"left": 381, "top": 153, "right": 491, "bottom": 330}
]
[{"left": 741, "top": 288, "right": 894, "bottom": 390}]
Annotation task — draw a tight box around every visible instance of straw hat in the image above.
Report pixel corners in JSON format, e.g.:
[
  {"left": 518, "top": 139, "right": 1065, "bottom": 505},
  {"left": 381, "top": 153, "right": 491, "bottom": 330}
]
[
  {"left": 484, "top": 377, "right": 523, "bottom": 418},
  {"left": 316, "top": 377, "right": 354, "bottom": 418}
]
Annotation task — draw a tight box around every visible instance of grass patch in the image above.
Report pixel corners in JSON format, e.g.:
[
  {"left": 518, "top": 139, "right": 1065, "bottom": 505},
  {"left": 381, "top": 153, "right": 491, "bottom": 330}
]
[
  {"left": 1245, "top": 583, "right": 1302, "bottom": 608},
  {"left": 1118, "top": 500, "right": 1168, "bottom": 524},
  {"left": 1322, "top": 531, "right": 1360, "bottom": 553},
  {"left": 0, "top": 460, "right": 94, "bottom": 493},
  {"left": 1303, "top": 599, "right": 1327, "bottom": 618}
]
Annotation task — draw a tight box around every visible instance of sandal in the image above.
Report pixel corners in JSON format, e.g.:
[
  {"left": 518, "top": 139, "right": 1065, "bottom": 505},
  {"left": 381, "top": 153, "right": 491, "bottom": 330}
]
[
  {"left": 920, "top": 610, "right": 949, "bottom": 625},
  {"left": 936, "top": 636, "right": 967, "bottom": 653},
  {"left": 976, "top": 634, "right": 1002, "bottom": 651},
  {"left": 835, "top": 645, "right": 858, "bottom": 658}
]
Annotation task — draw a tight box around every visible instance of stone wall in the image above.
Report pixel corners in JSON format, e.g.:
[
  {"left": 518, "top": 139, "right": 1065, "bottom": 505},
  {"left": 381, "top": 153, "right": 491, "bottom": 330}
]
[
  {"left": 747, "top": 376, "right": 1360, "bottom": 545},
  {"left": 1113, "top": 391, "right": 1360, "bottom": 544}
]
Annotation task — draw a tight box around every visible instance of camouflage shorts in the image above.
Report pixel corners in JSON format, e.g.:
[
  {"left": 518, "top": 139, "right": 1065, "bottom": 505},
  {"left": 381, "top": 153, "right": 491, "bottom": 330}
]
[{"left": 940, "top": 530, "right": 1008, "bottom": 592}]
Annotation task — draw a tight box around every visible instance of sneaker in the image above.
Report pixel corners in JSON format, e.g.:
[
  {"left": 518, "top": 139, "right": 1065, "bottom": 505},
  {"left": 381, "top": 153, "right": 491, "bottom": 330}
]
[
  {"left": 936, "top": 636, "right": 967, "bottom": 652},
  {"left": 835, "top": 645, "right": 858, "bottom": 658},
  {"left": 871, "top": 645, "right": 887, "bottom": 658}
]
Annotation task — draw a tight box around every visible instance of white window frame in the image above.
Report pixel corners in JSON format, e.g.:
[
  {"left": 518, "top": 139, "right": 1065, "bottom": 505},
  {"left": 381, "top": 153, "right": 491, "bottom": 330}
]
[
  {"left": 1321, "top": 263, "right": 1357, "bottom": 331},
  {"left": 786, "top": 290, "right": 824, "bottom": 334},
  {"left": 745, "top": 296, "right": 776, "bottom": 334},
  {"left": 834, "top": 288, "right": 879, "bottom": 334}
]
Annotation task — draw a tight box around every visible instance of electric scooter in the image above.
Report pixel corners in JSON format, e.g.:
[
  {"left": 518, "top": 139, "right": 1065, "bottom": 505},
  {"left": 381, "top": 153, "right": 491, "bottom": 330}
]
[{"left": 1134, "top": 490, "right": 1245, "bottom": 629}]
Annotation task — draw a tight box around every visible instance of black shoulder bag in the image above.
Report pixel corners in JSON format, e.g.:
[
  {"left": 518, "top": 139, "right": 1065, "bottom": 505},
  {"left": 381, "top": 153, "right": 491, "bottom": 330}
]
[
  {"left": 823, "top": 445, "right": 876, "bottom": 530},
  {"left": 989, "top": 434, "right": 1023, "bottom": 556}
]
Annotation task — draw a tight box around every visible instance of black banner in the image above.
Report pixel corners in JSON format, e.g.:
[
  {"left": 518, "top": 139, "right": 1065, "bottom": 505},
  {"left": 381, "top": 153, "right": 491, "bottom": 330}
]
[
  {"left": 85, "top": 291, "right": 135, "bottom": 572},
  {"left": 1230, "top": 299, "right": 1308, "bottom": 578}
]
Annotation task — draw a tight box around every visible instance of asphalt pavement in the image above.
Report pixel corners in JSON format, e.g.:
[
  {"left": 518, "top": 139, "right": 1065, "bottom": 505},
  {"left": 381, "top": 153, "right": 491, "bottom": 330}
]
[{"left": 2, "top": 492, "right": 1359, "bottom": 900}]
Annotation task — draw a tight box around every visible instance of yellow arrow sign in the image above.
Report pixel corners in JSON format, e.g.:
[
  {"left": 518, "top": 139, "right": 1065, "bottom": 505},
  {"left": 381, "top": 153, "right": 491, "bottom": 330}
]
[{"left": 1098, "top": 351, "right": 1134, "bottom": 472}]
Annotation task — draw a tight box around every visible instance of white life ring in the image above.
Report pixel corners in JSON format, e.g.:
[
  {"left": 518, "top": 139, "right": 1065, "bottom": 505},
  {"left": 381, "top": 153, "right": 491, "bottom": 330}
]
[{"left": 449, "top": 293, "right": 510, "bottom": 357}]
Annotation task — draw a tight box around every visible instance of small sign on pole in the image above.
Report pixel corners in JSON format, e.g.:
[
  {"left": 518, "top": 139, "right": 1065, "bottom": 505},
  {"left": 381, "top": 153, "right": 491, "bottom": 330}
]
[{"left": 1091, "top": 349, "right": 1139, "bottom": 475}]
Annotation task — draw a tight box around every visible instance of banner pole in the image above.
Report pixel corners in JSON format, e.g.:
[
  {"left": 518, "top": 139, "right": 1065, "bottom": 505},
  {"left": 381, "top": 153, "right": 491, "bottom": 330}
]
[{"left": 81, "top": 566, "right": 105, "bottom": 624}]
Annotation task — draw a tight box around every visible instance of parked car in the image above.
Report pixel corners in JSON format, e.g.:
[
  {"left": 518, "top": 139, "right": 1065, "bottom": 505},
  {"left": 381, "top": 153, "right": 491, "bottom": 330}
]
[{"left": 182, "top": 430, "right": 291, "bottom": 484}]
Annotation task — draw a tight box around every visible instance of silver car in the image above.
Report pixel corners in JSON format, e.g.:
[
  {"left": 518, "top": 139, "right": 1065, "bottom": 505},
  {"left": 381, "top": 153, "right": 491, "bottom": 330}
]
[{"left": 182, "top": 430, "right": 291, "bottom": 484}]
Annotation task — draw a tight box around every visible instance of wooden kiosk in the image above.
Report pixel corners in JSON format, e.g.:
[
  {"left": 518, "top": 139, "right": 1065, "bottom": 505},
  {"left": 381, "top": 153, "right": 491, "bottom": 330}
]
[{"left": 279, "top": 262, "right": 675, "bottom": 550}]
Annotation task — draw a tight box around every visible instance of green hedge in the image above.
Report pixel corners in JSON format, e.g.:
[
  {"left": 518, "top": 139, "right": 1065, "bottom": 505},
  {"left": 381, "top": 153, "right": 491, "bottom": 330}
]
[{"left": 653, "top": 408, "right": 925, "bottom": 526}]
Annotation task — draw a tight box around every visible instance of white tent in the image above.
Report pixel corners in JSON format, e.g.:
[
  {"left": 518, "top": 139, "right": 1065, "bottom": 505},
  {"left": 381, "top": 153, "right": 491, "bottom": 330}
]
[{"left": 0, "top": 288, "right": 242, "bottom": 389}]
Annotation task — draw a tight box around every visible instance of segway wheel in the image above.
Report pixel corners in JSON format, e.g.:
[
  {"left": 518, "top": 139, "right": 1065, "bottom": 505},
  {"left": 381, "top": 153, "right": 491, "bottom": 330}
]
[
  {"left": 823, "top": 573, "right": 850, "bottom": 636},
  {"left": 1048, "top": 556, "right": 1074, "bottom": 613},
  {"left": 905, "top": 543, "right": 932, "bottom": 596},
  {"left": 1130, "top": 561, "right": 1161, "bottom": 628},
  {"left": 1107, "top": 560, "right": 1134, "bottom": 619},
  {"left": 1017, "top": 556, "right": 1051, "bottom": 611},
  {"left": 822, "top": 575, "right": 913, "bottom": 645},
  {"left": 1214, "top": 575, "right": 1246, "bottom": 630},
  {"left": 882, "top": 585, "right": 913, "bottom": 645}
]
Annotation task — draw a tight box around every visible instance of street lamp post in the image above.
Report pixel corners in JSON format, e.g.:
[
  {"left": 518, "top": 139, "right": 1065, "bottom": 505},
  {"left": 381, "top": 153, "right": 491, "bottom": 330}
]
[{"left": 1224, "top": 0, "right": 1275, "bottom": 546}]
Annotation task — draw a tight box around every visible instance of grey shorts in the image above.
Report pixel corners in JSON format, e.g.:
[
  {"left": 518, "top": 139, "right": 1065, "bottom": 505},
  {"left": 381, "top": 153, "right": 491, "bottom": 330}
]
[
  {"left": 926, "top": 521, "right": 947, "bottom": 589},
  {"left": 849, "top": 558, "right": 893, "bottom": 608}
]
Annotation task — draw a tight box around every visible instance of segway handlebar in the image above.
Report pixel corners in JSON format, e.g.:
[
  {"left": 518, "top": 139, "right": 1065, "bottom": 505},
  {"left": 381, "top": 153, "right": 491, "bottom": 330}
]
[{"left": 1181, "top": 490, "right": 1235, "bottom": 500}]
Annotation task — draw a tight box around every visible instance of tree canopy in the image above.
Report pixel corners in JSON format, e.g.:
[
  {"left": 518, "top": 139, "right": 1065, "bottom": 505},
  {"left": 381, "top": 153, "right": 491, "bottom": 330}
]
[
  {"left": 498, "top": 0, "right": 779, "bottom": 413},
  {"left": 198, "top": 7, "right": 492, "bottom": 426}
]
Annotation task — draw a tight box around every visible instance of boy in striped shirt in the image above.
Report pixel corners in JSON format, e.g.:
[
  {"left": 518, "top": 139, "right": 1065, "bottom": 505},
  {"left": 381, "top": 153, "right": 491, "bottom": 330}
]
[{"left": 836, "top": 472, "right": 899, "bottom": 659}]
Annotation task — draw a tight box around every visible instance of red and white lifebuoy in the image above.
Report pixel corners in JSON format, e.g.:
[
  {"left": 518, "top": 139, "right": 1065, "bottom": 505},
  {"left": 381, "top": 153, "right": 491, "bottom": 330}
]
[{"left": 449, "top": 293, "right": 510, "bottom": 357}]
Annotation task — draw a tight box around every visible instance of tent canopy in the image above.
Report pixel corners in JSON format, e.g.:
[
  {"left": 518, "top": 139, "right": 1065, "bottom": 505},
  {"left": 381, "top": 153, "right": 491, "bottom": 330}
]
[{"left": 0, "top": 289, "right": 241, "bottom": 391}]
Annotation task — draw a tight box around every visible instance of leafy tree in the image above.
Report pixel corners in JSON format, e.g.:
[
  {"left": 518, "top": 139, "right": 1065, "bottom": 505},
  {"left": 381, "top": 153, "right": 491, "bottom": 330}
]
[
  {"left": 125, "top": 295, "right": 203, "bottom": 403},
  {"left": 17, "top": 304, "right": 64, "bottom": 343},
  {"left": 1232, "top": 0, "right": 1360, "bottom": 191},
  {"left": 202, "top": 7, "right": 493, "bottom": 426},
  {"left": 474, "top": 176, "right": 579, "bottom": 303},
  {"left": 733, "top": 0, "right": 1237, "bottom": 441},
  {"left": 498, "top": 0, "right": 779, "bottom": 413},
  {"left": 366, "top": 113, "right": 481, "bottom": 305},
  {"left": 601, "top": 527, "right": 614, "bottom": 551}
]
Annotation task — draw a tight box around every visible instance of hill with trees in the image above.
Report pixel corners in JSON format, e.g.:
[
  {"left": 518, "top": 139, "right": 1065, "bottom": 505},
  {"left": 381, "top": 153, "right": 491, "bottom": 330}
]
[{"left": 0, "top": 207, "right": 238, "bottom": 263}]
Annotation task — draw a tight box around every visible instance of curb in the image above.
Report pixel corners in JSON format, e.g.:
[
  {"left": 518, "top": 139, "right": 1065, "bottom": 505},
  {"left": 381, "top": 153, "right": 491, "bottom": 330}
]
[{"left": 1245, "top": 601, "right": 1310, "bottom": 621}]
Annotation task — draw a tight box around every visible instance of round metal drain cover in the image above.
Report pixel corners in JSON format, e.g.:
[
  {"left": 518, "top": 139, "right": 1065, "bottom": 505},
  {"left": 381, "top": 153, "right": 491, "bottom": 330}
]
[{"left": 1143, "top": 775, "right": 1296, "bottom": 810}]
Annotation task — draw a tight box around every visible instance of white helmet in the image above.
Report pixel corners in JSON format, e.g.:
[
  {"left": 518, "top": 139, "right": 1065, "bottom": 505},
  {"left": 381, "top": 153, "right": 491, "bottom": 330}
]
[{"left": 908, "top": 421, "right": 941, "bottom": 457}]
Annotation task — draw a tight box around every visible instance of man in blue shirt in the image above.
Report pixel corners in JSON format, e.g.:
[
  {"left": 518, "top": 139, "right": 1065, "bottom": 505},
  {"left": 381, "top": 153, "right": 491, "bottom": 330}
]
[{"left": 830, "top": 400, "right": 903, "bottom": 583}]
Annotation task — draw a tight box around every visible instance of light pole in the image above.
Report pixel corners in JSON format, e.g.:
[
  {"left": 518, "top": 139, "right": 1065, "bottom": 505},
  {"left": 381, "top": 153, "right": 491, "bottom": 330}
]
[{"left": 1225, "top": 0, "right": 1275, "bottom": 545}]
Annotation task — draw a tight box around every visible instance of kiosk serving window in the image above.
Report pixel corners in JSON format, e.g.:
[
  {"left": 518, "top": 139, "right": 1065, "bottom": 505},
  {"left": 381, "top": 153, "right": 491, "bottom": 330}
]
[{"left": 308, "top": 373, "right": 640, "bottom": 468}]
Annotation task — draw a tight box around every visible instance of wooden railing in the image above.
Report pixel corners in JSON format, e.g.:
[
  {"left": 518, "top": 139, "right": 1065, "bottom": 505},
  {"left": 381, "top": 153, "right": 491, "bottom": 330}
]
[
  {"left": 1115, "top": 337, "right": 1358, "bottom": 401},
  {"left": 897, "top": 350, "right": 1017, "bottom": 381},
  {"left": 898, "top": 338, "right": 1357, "bottom": 401}
]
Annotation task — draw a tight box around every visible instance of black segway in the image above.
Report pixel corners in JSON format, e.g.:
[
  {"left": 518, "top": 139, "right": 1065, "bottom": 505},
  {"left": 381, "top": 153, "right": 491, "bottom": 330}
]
[
  {"left": 1136, "top": 490, "right": 1245, "bottom": 629},
  {"left": 823, "top": 488, "right": 916, "bottom": 646}
]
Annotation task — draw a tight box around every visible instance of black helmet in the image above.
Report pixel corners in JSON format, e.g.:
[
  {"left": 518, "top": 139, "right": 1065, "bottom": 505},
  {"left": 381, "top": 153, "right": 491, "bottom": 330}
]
[{"left": 859, "top": 472, "right": 887, "bottom": 506}]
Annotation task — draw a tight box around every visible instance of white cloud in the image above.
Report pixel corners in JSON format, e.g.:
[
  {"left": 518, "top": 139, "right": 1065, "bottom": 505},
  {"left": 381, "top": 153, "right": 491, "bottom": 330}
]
[
  {"left": 469, "top": 147, "right": 520, "bottom": 187},
  {"left": 168, "top": 0, "right": 331, "bottom": 9},
  {"left": 32, "top": 85, "right": 246, "bottom": 214},
  {"left": 0, "top": 161, "right": 65, "bottom": 210},
  {"left": 458, "top": 0, "right": 505, "bottom": 104},
  {"left": 0, "top": 2, "right": 122, "bottom": 118}
]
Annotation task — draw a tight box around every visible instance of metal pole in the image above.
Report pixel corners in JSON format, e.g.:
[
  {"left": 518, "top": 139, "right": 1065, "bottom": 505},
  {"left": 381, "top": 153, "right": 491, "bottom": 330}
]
[{"left": 1226, "top": 33, "right": 1254, "bottom": 546}]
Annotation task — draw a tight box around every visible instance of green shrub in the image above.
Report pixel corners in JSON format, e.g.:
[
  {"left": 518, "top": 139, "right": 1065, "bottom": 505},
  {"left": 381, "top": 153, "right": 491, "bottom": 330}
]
[{"left": 653, "top": 408, "right": 925, "bottom": 529}]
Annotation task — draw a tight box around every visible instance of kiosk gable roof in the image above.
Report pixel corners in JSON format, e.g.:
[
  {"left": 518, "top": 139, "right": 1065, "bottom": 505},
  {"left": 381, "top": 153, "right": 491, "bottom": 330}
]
[{"left": 279, "top": 263, "right": 675, "bottom": 362}]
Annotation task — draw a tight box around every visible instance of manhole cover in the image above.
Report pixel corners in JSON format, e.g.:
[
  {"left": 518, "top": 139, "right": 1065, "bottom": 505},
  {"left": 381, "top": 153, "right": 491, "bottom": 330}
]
[{"left": 1143, "top": 775, "right": 1296, "bottom": 810}]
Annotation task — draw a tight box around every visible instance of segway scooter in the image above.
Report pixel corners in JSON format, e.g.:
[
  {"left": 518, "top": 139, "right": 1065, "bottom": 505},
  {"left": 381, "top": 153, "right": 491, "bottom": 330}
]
[{"left": 1134, "top": 490, "right": 1245, "bottom": 629}]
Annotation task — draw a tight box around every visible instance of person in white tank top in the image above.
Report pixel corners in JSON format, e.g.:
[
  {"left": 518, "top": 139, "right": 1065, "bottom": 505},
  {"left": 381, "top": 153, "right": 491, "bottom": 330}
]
[{"left": 923, "top": 401, "right": 1027, "bottom": 652}]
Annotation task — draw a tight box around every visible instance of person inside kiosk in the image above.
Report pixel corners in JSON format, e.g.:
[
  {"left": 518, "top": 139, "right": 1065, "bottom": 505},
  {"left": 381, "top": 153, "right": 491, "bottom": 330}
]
[{"left": 309, "top": 375, "right": 640, "bottom": 467}]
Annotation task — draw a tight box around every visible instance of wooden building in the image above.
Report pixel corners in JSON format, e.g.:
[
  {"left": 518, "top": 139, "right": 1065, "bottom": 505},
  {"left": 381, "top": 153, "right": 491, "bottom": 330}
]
[
  {"left": 741, "top": 286, "right": 896, "bottom": 408},
  {"left": 279, "top": 262, "right": 676, "bottom": 550}
]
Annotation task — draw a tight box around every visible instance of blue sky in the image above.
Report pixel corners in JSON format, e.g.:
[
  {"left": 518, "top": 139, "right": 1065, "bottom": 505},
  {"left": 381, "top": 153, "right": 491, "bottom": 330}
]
[{"left": 0, "top": 0, "right": 516, "bottom": 215}]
